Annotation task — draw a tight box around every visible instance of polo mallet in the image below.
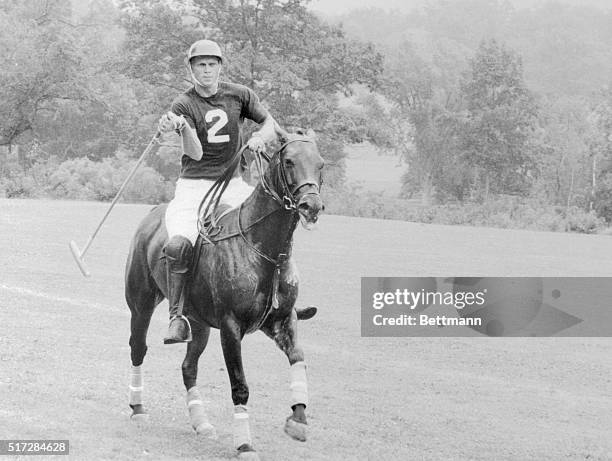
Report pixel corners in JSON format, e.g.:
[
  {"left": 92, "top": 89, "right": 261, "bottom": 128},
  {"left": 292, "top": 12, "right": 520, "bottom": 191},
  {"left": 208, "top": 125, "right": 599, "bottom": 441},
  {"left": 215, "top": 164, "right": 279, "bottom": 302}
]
[{"left": 70, "top": 130, "right": 162, "bottom": 277}]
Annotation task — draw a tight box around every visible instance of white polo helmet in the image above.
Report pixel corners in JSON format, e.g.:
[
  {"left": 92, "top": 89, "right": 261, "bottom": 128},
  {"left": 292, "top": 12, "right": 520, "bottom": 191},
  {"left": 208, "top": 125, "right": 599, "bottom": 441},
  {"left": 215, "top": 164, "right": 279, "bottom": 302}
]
[{"left": 187, "top": 39, "right": 223, "bottom": 64}]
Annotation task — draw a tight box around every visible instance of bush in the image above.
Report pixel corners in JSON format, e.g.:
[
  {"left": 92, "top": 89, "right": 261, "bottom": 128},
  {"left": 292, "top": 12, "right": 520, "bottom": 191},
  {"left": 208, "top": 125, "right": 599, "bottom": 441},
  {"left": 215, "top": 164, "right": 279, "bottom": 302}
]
[
  {"left": 565, "top": 206, "right": 603, "bottom": 234},
  {"left": 0, "top": 151, "right": 173, "bottom": 204},
  {"left": 1, "top": 171, "right": 38, "bottom": 198},
  {"left": 0, "top": 156, "right": 61, "bottom": 198},
  {"left": 47, "top": 152, "right": 173, "bottom": 203},
  {"left": 322, "top": 185, "right": 606, "bottom": 234},
  {"left": 593, "top": 172, "right": 612, "bottom": 223}
]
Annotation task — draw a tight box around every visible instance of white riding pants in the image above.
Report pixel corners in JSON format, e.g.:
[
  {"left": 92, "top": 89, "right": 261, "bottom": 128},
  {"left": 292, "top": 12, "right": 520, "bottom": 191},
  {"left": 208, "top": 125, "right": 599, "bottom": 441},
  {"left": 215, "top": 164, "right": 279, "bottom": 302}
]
[{"left": 165, "top": 177, "right": 253, "bottom": 245}]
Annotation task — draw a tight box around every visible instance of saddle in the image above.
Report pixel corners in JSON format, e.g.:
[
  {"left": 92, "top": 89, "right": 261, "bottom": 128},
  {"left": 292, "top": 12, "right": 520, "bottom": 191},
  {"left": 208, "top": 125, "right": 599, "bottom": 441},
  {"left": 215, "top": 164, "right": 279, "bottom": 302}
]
[
  {"left": 198, "top": 203, "right": 236, "bottom": 244},
  {"left": 191, "top": 202, "right": 245, "bottom": 276}
]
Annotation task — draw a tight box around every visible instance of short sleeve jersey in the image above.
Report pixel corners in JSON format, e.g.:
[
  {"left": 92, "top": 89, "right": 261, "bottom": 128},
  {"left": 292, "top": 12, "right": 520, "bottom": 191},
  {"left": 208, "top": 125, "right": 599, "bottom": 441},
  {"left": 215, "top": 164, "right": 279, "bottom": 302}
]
[{"left": 170, "top": 82, "right": 268, "bottom": 180}]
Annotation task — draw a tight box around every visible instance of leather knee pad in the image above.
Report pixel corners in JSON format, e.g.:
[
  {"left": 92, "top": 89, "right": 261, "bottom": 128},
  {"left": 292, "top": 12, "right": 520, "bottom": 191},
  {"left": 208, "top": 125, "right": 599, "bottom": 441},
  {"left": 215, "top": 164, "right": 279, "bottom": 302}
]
[{"left": 163, "top": 235, "right": 193, "bottom": 273}]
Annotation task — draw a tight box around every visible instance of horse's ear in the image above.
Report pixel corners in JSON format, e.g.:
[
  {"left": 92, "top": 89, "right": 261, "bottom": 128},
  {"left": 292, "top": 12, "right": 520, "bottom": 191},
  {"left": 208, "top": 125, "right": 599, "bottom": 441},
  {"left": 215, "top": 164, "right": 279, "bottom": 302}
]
[
  {"left": 274, "top": 121, "right": 289, "bottom": 144},
  {"left": 306, "top": 128, "right": 317, "bottom": 141}
]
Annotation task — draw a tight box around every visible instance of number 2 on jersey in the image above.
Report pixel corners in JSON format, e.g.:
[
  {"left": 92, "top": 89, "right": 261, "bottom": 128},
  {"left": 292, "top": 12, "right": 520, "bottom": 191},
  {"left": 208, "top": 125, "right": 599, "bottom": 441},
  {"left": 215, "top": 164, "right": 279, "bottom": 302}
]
[{"left": 205, "top": 109, "right": 230, "bottom": 143}]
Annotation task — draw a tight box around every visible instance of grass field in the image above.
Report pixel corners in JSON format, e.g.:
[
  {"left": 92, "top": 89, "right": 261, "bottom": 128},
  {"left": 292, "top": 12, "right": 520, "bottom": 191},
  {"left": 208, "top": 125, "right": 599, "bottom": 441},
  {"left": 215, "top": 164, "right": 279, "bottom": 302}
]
[
  {"left": 1, "top": 198, "right": 612, "bottom": 460},
  {"left": 344, "top": 143, "right": 404, "bottom": 196}
]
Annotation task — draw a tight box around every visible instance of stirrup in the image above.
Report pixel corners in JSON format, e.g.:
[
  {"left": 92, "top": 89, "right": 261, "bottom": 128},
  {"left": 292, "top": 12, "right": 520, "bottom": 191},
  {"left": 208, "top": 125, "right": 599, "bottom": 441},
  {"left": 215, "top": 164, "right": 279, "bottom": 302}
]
[{"left": 164, "top": 315, "right": 193, "bottom": 344}]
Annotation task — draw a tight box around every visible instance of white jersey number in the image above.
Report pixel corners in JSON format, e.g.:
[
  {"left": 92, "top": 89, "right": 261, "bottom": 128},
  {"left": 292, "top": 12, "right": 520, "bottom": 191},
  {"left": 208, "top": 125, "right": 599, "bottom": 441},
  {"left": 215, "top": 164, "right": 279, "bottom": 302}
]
[{"left": 205, "top": 109, "right": 230, "bottom": 143}]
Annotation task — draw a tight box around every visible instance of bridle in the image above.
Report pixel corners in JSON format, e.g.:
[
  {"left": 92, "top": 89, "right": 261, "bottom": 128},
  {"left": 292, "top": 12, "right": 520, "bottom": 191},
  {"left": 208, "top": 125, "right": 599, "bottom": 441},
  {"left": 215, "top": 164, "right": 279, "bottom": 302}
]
[
  {"left": 197, "top": 138, "right": 319, "bottom": 232},
  {"left": 237, "top": 137, "right": 320, "bottom": 265},
  {"left": 251, "top": 138, "right": 321, "bottom": 212},
  {"left": 195, "top": 137, "right": 322, "bottom": 330}
]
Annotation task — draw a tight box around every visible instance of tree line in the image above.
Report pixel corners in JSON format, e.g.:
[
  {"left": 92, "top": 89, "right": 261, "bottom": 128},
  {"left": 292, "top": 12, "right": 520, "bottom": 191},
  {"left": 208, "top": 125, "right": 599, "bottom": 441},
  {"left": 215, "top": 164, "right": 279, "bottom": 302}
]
[
  {"left": 0, "top": 0, "right": 381, "bottom": 200},
  {"left": 2, "top": 0, "right": 612, "bottom": 230},
  {"left": 338, "top": 1, "right": 612, "bottom": 226}
]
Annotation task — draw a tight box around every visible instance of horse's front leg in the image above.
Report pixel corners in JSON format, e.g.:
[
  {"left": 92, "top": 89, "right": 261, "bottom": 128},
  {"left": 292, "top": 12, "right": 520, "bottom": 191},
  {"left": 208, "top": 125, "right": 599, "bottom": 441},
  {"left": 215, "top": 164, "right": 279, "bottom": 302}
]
[
  {"left": 182, "top": 325, "right": 216, "bottom": 438},
  {"left": 262, "top": 308, "right": 309, "bottom": 442},
  {"left": 220, "top": 315, "right": 258, "bottom": 460},
  {"left": 128, "top": 309, "right": 154, "bottom": 420}
]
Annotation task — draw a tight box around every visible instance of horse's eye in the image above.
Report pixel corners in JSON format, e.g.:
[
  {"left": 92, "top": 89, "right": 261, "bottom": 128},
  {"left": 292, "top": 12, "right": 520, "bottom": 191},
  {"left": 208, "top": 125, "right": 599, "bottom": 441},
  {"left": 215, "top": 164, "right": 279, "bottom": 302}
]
[{"left": 284, "top": 159, "right": 294, "bottom": 167}]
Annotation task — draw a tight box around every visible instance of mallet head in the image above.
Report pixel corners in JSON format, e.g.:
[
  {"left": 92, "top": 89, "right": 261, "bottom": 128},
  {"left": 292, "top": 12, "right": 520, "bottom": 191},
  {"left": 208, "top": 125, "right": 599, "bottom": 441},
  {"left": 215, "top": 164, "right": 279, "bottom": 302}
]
[{"left": 69, "top": 241, "right": 91, "bottom": 278}]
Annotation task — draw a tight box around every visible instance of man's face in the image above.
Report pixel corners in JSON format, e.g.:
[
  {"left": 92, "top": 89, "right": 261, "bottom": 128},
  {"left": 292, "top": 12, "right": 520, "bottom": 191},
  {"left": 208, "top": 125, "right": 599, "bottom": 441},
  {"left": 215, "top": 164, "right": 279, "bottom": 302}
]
[{"left": 190, "top": 56, "right": 221, "bottom": 87}]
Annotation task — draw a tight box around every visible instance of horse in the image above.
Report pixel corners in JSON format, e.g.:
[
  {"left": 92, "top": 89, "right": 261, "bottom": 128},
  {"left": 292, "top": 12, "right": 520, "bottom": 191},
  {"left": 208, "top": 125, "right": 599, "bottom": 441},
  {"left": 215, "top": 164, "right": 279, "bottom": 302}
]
[{"left": 124, "top": 131, "right": 324, "bottom": 460}]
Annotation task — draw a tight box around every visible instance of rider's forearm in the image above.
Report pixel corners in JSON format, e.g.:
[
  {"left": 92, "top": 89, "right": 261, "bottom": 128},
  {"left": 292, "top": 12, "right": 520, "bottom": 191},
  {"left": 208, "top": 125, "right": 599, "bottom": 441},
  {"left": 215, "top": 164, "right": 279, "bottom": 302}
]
[
  {"left": 179, "top": 124, "right": 203, "bottom": 161},
  {"left": 252, "top": 115, "right": 276, "bottom": 145}
]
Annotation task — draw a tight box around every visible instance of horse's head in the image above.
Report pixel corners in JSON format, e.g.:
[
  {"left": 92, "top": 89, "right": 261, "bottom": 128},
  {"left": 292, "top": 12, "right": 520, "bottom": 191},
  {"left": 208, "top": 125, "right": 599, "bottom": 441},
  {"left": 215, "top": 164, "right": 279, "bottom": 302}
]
[{"left": 264, "top": 127, "right": 325, "bottom": 229}]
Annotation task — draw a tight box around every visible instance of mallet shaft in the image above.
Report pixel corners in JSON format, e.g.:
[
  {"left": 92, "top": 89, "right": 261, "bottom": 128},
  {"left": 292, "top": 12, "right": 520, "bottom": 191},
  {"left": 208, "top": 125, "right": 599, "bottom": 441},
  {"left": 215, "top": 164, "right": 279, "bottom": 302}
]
[
  {"left": 82, "top": 131, "right": 161, "bottom": 258},
  {"left": 70, "top": 130, "right": 161, "bottom": 276}
]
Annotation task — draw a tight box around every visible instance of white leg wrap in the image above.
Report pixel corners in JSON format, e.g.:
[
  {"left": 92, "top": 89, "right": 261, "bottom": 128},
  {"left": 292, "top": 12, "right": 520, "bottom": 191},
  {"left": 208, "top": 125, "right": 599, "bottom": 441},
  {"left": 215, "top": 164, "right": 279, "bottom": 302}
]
[
  {"left": 186, "top": 386, "right": 203, "bottom": 406},
  {"left": 289, "top": 361, "right": 308, "bottom": 407},
  {"left": 233, "top": 405, "right": 252, "bottom": 448},
  {"left": 186, "top": 387, "right": 212, "bottom": 432},
  {"left": 129, "top": 365, "right": 143, "bottom": 406}
]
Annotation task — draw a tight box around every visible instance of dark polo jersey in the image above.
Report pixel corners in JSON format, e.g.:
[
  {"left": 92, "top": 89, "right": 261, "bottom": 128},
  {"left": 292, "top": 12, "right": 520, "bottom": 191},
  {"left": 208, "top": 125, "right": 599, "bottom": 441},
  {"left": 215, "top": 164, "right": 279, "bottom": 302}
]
[{"left": 170, "top": 82, "right": 268, "bottom": 179}]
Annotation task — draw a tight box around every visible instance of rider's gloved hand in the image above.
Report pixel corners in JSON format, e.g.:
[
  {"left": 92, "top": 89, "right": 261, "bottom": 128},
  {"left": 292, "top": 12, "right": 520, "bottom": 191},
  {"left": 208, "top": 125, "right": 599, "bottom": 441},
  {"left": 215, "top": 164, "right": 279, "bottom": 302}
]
[
  {"left": 247, "top": 132, "right": 266, "bottom": 154},
  {"left": 158, "top": 112, "right": 186, "bottom": 133}
]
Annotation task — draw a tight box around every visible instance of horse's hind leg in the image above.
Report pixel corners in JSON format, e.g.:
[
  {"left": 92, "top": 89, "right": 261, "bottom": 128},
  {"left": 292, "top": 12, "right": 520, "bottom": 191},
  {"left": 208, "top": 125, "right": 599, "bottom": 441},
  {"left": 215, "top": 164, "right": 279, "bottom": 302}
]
[
  {"left": 262, "top": 309, "right": 309, "bottom": 442},
  {"left": 182, "top": 325, "right": 216, "bottom": 438},
  {"left": 220, "top": 316, "right": 259, "bottom": 460}
]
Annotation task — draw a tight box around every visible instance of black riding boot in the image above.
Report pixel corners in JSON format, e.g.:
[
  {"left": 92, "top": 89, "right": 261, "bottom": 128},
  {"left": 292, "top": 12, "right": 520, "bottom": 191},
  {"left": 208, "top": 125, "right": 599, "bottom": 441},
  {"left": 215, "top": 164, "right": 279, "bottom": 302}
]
[{"left": 163, "top": 235, "right": 194, "bottom": 344}]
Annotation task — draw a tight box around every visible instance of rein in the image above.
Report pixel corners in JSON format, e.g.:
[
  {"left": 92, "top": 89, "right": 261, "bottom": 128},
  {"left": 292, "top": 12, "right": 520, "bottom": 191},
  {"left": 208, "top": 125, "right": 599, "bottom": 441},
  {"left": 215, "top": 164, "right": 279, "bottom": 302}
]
[
  {"left": 196, "top": 137, "right": 318, "bottom": 332},
  {"left": 239, "top": 139, "right": 315, "bottom": 331},
  {"left": 196, "top": 138, "right": 316, "bottom": 232},
  {"left": 197, "top": 144, "right": 250, "bottom": 235},
  {"left": 236, "top": 138, "right": 317, "bottom": 268}
]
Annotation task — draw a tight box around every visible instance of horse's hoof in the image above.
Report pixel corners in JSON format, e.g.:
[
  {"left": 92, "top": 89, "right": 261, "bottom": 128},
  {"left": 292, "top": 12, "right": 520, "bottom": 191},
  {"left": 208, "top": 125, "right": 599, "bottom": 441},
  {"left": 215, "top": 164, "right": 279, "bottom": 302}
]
[
  {"left": 130, "top": 404, "right": 149, "bottom": 422},
  {"left": 296, "top": 305, "right": 317, "bottom": 321},
  {"left": 284, "top": 416, "right": 307, "bottom": 442},
  {"left": 194, "top": 422, "right": 217, "bottom": 439},
  {"left": 237, "top": 444, "right": 259, "bottom": 460}
]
